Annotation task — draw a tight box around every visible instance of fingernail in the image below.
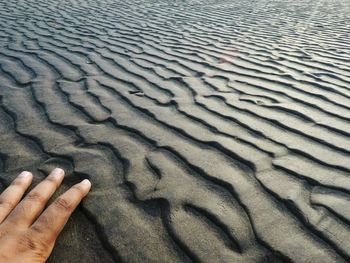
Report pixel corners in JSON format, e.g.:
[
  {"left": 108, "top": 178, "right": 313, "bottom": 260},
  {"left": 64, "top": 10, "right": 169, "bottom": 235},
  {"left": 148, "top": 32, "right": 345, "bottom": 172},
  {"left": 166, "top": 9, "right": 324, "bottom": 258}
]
[
  {"left": 18, "top": 171, "right": 32, "bottom": 178},
  {"left": 51, "top": 168, "right": 65, "bottom": 178},
  {"left": 80, "top": 179, "right": 91, "bottom": 190}
]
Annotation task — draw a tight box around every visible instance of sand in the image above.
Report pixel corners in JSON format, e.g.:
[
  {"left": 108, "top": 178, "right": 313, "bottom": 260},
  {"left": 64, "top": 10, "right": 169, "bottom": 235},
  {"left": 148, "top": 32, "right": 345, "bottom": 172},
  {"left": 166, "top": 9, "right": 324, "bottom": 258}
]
[{"left": 1, "top": 0, "right": 350, "bottom": 262}]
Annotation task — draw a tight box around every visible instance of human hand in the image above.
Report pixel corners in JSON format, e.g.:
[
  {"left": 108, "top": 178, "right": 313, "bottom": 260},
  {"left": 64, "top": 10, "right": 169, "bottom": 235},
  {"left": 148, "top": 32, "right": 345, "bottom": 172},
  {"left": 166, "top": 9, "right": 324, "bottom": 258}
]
[{"left": 0, "top": 168, "right": 91, "bottom": 263}]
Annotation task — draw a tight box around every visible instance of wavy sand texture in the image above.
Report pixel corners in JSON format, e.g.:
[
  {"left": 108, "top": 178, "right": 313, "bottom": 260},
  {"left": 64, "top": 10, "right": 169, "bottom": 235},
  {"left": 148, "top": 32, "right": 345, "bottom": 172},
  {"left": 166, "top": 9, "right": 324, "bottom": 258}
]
[{"left": 1, "top": 0, "right": 350, "bottom": 262}]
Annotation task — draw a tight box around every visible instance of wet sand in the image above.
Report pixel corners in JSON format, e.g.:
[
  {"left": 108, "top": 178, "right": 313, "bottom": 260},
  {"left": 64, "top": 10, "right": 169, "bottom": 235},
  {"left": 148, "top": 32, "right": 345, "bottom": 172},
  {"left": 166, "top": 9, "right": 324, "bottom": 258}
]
[{"left": 1, "top": 0, "right": 350, "bottom": 262}]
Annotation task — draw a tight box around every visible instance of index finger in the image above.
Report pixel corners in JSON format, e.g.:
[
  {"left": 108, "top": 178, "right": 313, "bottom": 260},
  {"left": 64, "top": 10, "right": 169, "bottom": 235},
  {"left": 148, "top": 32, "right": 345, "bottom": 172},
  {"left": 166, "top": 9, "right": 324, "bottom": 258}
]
[{"left": 29, "top": 179, "right": 91, "bottom": 244}]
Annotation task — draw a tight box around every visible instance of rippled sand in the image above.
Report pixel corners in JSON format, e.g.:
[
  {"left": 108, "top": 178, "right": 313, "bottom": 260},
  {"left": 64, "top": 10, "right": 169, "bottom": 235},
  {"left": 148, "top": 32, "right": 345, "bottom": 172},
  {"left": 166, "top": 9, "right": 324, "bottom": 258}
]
[{"left": 1, "top": 0, "right": 350, "bottom": 262}]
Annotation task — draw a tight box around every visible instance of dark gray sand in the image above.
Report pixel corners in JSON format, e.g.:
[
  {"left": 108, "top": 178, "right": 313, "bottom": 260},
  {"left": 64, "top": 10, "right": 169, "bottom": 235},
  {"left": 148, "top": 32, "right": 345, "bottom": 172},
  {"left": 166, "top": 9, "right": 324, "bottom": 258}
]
[{"left": 1, "top": 0, "right": 350, "bottom": 262}]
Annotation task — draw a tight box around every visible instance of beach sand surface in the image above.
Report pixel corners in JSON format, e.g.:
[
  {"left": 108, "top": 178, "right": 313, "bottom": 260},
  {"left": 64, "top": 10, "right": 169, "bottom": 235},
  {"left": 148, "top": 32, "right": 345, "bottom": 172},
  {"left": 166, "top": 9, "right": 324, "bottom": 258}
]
[{"left": 1, "top": 0, "right": 350, "bottom": 262}]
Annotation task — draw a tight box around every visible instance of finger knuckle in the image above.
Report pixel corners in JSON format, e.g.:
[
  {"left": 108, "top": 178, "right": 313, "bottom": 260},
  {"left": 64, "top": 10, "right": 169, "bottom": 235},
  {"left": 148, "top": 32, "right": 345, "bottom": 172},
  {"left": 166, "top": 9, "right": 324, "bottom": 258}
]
[
  {"left": 26, "top": 192, "right": 45, "bottom": 204},
  {"left": 18, "top": 233, "right": 37, "bottom": 252},
  {"left": 45, "top": 175, "right": 60, "bottom": 186},
  {"left": 11, "top": 178, "right": 25, "bottom": 187},
  {"left": 31, "top": 223, "right": 45, "bottom": 235},
  {"left": 53, "top": 197, "right": 72, "bottom": 211},
  {"left": 0, "top": 198, "right": 15, "bottom": 209},
  {"left": 31, "top": 213, "right": 51, "bottom": 235},
  {"left": 72, "top": 184, "right": 85, "bottom": 195},
  {"left": 18, "top": 232, "right": 51, "bottom": 257}
]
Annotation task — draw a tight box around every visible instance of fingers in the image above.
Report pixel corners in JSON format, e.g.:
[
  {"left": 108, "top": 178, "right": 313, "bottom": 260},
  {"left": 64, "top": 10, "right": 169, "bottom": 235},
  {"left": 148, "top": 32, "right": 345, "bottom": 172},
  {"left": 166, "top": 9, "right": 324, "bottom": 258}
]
[
  {"left": 30, "top": 179, "right": 91, "bottom": 244},
  {"left": 0, "top": 171, "right": 33, "bottom": 223},
  {"left": 6, "top": 168, "right": 65, "bottom": 226}
]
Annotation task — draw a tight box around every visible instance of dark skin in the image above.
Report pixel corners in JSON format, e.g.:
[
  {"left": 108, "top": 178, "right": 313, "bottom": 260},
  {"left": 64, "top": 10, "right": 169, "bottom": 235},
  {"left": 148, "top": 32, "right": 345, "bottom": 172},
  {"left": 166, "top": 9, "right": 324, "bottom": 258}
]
[{"left": 0, "top": 168, "right": 91, "bottom": 262}]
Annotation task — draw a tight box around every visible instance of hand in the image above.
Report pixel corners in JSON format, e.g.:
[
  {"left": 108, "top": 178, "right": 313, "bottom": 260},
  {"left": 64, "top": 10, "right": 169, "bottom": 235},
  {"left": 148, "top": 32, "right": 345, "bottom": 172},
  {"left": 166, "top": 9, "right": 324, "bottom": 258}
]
[{"left": 0, "top": 168, "right": 91, "bottom": 263}]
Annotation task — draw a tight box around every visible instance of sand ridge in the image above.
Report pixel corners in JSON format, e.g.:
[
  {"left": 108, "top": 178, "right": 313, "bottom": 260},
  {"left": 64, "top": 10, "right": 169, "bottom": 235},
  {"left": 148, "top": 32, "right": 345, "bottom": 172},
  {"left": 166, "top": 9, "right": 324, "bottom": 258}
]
[{"left": 0, "top": 0, "right": 350, "bottom": 262}]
